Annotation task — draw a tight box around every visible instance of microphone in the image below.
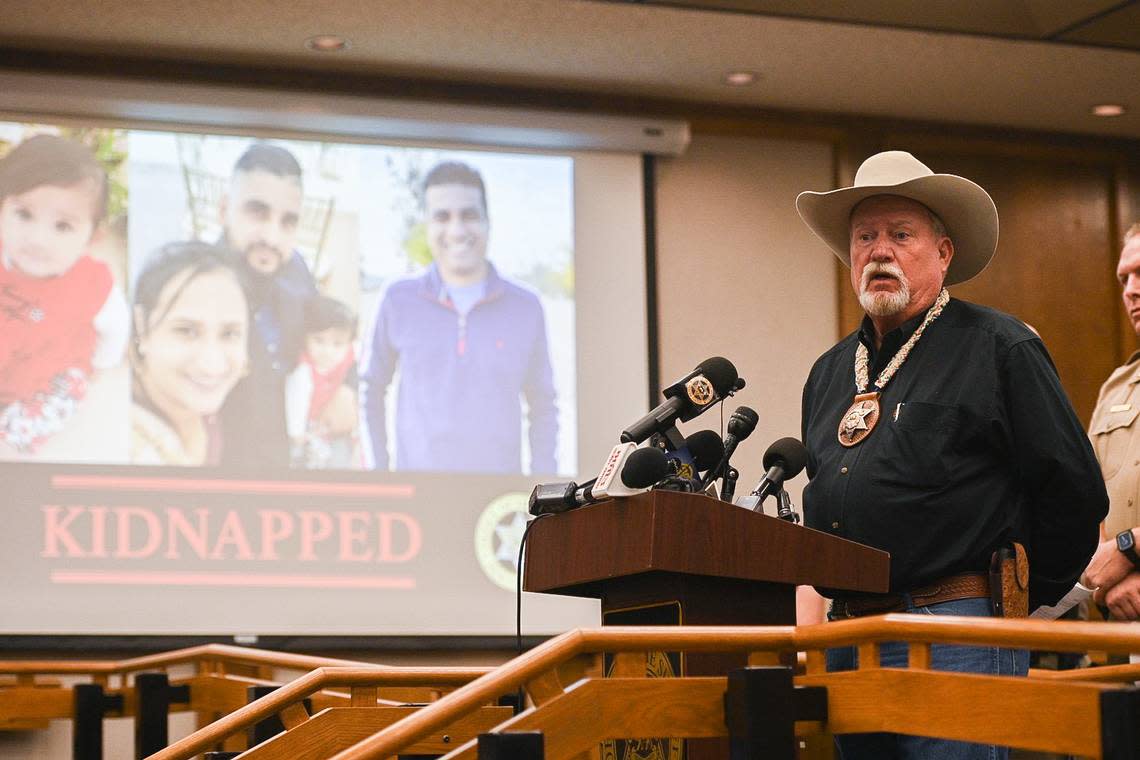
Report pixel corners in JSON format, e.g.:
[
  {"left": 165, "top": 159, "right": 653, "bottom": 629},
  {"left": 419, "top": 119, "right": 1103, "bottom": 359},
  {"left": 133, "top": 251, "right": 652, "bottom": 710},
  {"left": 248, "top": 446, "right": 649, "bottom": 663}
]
[
  {"left": 619, "top": 446, "right": 670, "bottom": 488},
  {"left": 665, "top": 429, "right": 723, "bottom": 482},
  {"left": 724, "top": 406, "right": 759, "bottom": 463},
  {"left": 528, "top": 444, "right": 668, "bottom": 516},
  {"left": 653, "top": 430, "right": 722, "bottom": 492},
  {"left": 747, "top": 437, "right": 809, "bottom": 506},
  {"left": 685, "top": 429, "right": 724, "bottom": 474},
  {"left": 591, "top": 443, "right": 655, "bottom": 500},
  {"left": 701, "top": 406, "right": 758, "bottom": 488},
  {"left": 620, "top": 357, "right": 739, "bottom": 444},
  {"left": 529, "top": 479, "right": 590, "bottom": 515},
  {"left": 529, "top": 475, "right": 614, "bottom": 516}
]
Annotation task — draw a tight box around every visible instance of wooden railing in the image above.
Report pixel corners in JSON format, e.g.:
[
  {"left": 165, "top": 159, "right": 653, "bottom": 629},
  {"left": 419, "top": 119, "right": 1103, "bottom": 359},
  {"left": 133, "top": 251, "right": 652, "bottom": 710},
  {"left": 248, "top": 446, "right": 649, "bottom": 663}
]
[
  {"left": 305, "top": 615, "right": 1140, "bottom": 760},
  {"left": 0, "top": 643, "right": 378, "bottom": 682},
  {"left": 148, "top": 665, "right": 508, "bottom": 760},
  {"left": 0, "top": 644, "right": 385, "bottom": 733},
  {"left": 12, "top": 618, "right": 1140, "bottom": 759},
  {"left": 1034, "top": 662, "right": 1140, "bottom": 682},
  {"left": 147, "top": 666, "right": 510, "bottom": 760},
  {"left": 0, "top": 643, "right": 492, "bottom": 755}
]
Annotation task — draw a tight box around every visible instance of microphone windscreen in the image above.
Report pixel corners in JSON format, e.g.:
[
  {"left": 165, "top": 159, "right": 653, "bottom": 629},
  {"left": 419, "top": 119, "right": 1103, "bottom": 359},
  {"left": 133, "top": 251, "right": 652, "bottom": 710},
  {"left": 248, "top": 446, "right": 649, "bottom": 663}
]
[
  {"left": 695, "top": 356, "right": 739, "bottom": 396},
  {"left": 620, "top": 446, "right": 669, "bottom": 488},
  {"left": 762, "top": 437, "right": 808, "bottom": 477},
  {"left": 727, "top": 406, "right": 759, "bottom": 440},
  {"left": 683, "top": 429, "right": 724, "bottom": 472}
]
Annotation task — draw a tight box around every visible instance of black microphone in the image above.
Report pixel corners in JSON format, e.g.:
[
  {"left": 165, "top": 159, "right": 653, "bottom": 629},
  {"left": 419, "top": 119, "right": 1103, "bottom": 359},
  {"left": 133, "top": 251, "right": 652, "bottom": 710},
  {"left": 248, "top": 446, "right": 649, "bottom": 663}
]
[
  {"left": 620, "top": 446, "right": 670, "bottom": 488},
  {"left": 701, "top": 406, "right": 758, "bottom": 488},
  {"left": 677, "top": 429, "right": 724, "bottom": 476},
  {"left": 724, "top": 406, "right": 759, "bottom": 463},
  {"left": 529, "top": 478, "right": 593, "bottom": 515},
  {"left": 653, "top": 431, "right": 721, "bottom": 492},
  {"left": 748, "top": 437, "right": 809, "bottom": 505},
  {"left": 620, "top": 357, "right": 739, "bottom": 444}
]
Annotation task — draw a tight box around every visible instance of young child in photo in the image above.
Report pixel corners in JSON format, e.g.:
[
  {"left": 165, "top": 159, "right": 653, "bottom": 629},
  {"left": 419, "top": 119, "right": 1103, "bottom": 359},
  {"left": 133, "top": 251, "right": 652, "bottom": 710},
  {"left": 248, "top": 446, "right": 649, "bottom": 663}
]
[
  {"left": 285, "top": 295, "right": 359, "bottom": 468},
  {"left": 0, "top": 134, "right": 129, "bottom": 454}
]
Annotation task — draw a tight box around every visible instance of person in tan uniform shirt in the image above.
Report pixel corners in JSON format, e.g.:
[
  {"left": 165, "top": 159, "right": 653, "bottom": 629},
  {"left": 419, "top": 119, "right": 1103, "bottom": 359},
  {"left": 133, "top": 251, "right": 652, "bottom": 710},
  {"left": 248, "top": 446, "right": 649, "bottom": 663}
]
[{"left": 1086, "top": 223, "right": 1140, "bottom": 620}]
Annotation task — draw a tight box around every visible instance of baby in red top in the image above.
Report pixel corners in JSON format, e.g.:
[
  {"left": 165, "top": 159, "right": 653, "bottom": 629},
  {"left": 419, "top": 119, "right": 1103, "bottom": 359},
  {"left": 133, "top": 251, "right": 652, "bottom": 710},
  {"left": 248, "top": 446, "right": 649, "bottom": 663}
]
[
  {"left": 285, "top": 295, "right": 359, "bottom": 468},
  {"left": 0, "top": 134, "right": 128, "bottom": 454}
]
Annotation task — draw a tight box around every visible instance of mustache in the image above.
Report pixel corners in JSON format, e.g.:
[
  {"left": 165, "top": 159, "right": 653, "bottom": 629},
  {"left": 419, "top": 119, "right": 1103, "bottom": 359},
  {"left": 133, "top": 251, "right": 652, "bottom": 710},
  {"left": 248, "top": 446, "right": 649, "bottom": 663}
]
[{"left": 860, "top": 262, "right": 906, "bottom": 291}]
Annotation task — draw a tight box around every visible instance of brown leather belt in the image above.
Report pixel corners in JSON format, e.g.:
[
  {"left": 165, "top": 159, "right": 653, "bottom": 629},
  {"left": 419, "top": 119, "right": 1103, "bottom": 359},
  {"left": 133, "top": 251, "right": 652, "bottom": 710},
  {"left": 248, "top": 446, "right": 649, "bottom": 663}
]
[{"left": 831, "top": 572, "right": 991, "bottom": 619}]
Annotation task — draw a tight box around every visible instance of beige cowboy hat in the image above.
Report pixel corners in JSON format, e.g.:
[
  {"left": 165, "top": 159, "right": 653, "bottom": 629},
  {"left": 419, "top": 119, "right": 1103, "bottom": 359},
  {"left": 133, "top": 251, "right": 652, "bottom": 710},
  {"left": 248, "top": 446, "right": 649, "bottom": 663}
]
[{"left": 795, "top": 150, "right": 998, "bottom": 286}]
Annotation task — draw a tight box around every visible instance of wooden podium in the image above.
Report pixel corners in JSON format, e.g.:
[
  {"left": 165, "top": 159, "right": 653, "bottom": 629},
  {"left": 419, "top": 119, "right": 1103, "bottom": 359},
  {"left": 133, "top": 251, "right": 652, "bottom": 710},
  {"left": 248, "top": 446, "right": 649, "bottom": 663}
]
[
  {"left": 524, "top": 489, "right": 890, "bottom": 628},
  {"left": 523, "top": 490, "right": 889, "bottom": 759}
]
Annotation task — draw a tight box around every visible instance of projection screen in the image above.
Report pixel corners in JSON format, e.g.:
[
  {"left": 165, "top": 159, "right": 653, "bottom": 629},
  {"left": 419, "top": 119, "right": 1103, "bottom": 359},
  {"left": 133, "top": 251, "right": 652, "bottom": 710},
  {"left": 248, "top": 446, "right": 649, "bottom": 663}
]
[{"left": 0, "top": 74, "right": 680, "bottom": 636}]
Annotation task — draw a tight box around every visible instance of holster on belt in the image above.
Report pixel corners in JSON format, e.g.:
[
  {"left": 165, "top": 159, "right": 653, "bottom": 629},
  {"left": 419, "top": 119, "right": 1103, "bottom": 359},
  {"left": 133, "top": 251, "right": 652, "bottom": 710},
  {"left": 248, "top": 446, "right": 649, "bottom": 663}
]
[{"left": 989, "top": 542, "right": 1029, "bottom": 618}]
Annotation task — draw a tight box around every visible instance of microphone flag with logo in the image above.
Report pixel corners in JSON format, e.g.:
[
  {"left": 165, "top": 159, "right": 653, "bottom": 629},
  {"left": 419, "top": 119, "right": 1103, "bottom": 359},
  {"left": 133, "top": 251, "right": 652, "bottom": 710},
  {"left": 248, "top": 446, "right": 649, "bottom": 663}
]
[{"left": 620, "top": 357, "right": 739, "bottom": 444}]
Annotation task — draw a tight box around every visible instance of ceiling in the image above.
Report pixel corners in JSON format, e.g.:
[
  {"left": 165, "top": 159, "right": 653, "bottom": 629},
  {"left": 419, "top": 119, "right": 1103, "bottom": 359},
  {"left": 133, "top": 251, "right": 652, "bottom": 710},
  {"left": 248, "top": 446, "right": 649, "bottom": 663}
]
[
  {"left": 0, "top": 0, "right": 1137, "bottom": 140},
  {"left": 613, "top": 0, "right": 1140, "bottom": 50}
]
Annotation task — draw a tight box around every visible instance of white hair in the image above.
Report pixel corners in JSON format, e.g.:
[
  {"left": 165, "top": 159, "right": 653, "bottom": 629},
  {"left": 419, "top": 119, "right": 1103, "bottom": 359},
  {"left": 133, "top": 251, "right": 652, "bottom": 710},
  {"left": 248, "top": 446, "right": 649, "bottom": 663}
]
[{"left": 926, "top": 208, "right": 949, "bottom": 241}]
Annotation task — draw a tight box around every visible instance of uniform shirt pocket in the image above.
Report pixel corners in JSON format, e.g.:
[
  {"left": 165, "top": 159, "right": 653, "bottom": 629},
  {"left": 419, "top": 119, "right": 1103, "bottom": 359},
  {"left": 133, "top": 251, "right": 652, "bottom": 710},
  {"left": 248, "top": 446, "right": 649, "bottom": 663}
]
[
  {"left": 872, "top": 401, "right": 963, "bottom": 490},
  {"left": 1091, "top": 405, "right": 1140, "bottom": 480}
]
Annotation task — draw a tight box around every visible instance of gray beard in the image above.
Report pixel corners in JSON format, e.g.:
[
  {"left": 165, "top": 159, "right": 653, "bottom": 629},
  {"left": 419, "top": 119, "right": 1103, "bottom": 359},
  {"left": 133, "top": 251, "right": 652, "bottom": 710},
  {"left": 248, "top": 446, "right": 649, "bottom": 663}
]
[{"left": 859, "top": 282, "right": 911, "bottom": 317}]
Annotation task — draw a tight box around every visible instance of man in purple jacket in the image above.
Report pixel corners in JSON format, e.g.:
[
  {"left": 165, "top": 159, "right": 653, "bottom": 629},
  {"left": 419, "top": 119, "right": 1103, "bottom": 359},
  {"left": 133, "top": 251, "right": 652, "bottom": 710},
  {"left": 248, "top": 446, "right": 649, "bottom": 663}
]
[{"left": 360, "top": 161, "right": 559, "bottom": 475}]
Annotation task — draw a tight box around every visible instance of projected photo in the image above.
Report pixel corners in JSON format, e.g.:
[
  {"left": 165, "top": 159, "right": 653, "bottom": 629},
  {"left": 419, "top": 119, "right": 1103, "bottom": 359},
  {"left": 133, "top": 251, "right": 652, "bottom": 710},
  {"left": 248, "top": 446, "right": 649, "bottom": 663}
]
[
  {"left": 0, "top": 126, "right": 131, "bottom": 463},
  {"left": 128, "top": 134, "right": 364, "bottom": 469},
  {"left": 0, "top": 122, "right": 576, "bottom": 476},
  {"left": 359, "top": 149, "right": 576, "bottom": 477}
]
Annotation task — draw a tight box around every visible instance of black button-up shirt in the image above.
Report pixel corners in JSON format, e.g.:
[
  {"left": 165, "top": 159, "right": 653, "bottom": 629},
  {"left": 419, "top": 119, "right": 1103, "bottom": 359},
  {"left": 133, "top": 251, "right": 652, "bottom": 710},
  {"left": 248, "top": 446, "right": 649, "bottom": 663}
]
[{"left": 801, "top": 297, "right": 1107, "bottom": 609}]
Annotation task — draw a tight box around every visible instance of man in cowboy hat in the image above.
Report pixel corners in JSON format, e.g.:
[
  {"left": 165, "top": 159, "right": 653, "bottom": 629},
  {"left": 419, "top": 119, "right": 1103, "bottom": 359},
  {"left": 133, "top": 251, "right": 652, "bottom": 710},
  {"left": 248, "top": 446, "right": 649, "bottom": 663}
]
[{"left": 796, "top": 151, "right": 1107, "bottom": 759}]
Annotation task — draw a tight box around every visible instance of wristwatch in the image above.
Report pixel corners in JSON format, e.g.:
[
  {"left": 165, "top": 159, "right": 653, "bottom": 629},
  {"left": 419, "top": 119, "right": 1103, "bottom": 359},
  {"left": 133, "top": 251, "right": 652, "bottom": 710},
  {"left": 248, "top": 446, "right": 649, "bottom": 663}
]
[{"left": 1116, "top": 529, "right": 1140, "bottom": 568}]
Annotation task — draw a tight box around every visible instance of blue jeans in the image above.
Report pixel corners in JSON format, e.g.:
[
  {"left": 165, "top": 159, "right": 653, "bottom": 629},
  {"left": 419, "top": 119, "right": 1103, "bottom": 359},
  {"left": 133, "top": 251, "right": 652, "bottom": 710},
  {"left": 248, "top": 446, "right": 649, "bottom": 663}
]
[{"left": 826, "top": 596, "right": 1030, "bottom": 760}]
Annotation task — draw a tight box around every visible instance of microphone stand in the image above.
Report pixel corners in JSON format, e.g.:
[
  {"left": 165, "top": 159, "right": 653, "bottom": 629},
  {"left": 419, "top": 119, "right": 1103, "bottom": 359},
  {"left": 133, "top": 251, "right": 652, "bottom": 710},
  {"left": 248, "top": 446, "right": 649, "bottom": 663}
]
[
  {"left": 720, "top": 466, "right": 739, "bottom": 503},
  {"left": 775, "top": 487, "right": 799, "bottom": 523},
  {"left": 650, "top": 425, "right": 687, "bottom": 453},
  {"left": 699, "top": 394, "right": 750, "bottom": 492}
]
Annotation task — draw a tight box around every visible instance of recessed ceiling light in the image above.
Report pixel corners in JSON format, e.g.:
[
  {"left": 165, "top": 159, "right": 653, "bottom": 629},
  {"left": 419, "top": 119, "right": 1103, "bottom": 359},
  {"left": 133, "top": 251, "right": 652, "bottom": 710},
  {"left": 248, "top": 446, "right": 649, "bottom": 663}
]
[
  {"left": 723, "top": 71, "right": 758, "bottom": 87},
  {"left": 1091, "top": 103, "right": 1126, "bottom": 117},
  {"left": 305, "top": 35, "right": 350, "bottom": 53}
]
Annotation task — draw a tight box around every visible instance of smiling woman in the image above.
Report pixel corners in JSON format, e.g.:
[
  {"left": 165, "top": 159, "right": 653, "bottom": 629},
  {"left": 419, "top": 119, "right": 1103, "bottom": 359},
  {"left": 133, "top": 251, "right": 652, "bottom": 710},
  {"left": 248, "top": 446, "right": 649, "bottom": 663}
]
[{"left": 129, "top": 241, "right": 250, "bottom": 466}]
